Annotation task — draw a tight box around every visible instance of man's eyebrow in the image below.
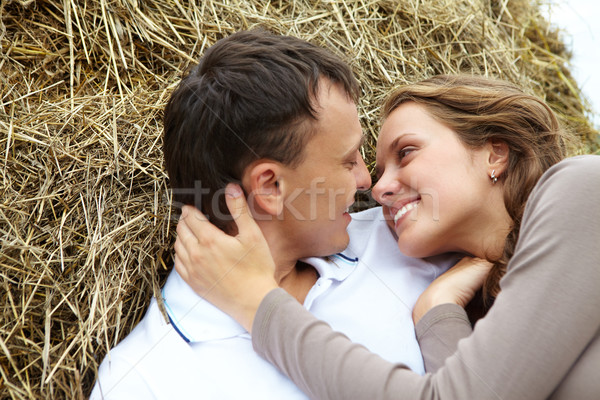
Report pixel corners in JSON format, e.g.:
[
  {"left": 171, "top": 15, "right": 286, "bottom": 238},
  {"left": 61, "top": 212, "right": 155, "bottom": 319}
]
[
  {"left": 358, "top": 134, "right": 366, "bottom": 149},
  {"left": 342, "top": 134, "right": 366, "bottom": 158}
]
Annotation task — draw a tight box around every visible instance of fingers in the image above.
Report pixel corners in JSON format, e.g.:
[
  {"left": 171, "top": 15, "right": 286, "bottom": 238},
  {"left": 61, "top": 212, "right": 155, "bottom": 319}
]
[
  {"left": 180, "top": 204, "right": 223, "bottom": 244},
  {"left": 451, "top": 256, "right": 493, "bottom": 273},
  {"left": 443, "top": 258, "right": 492, "bottom": 292},
  {"left": 175, "top": 214, "right": 197, "bottom": 250},
  {"left": 174, "top": 220, "right": 193, "bottom": 281},
  {"left": 173, "top": 252, "right": 188, "bottom": 282},
  {"left": 466, "top": 258, "right": 493, "bottom": 278},
  {"left": 175, "top": 209, "right": 218, "bottom": 285},
  {"left": 224, "top": 183, "right": 261, "bottom": 238}
]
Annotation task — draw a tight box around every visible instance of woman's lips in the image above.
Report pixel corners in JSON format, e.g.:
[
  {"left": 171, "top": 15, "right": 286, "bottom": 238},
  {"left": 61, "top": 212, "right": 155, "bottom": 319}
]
[
  {"left": 389, "top": 197, "right": 421, "bottom": 228},
  {"left": 394, "top": 200, "right": 419, "bottom": 224}
]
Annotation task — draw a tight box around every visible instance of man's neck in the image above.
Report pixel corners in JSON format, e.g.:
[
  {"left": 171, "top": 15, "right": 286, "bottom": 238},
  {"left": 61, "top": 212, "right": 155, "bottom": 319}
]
[
  {"left": 276, "top": 261, "right": 319, "bottom": 305},
  {"left": 264, "top": 227, "right": 319, "bottom": 304},
  {"left": 257, "top": 220, "right": 319, "bottom": 304}
]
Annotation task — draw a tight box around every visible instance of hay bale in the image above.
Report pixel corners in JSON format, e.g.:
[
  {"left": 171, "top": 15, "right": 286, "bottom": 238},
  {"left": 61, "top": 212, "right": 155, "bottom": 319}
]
[{"left": 0, "top": 0, "right": 597, "bottom": 398}]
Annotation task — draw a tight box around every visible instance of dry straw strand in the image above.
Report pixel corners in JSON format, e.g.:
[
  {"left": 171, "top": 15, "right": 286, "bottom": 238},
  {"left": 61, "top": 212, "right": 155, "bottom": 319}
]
[{"left": 0, "top": 0, "right": 598, "bottom": 398}]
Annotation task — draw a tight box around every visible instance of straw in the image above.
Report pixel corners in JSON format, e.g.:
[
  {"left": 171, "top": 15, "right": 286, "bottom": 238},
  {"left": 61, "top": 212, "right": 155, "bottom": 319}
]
[{"left": 0, "top": 0, "right": 597, "bottom": 398}]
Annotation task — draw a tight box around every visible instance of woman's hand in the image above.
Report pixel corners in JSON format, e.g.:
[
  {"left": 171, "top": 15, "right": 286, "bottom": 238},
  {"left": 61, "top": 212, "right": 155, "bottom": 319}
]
[
  {"left": 412, "top": 257, "right": 493, "bottom": 324},
  {"left": 174, "top": 183, "right": 279, "bottom": 332}
]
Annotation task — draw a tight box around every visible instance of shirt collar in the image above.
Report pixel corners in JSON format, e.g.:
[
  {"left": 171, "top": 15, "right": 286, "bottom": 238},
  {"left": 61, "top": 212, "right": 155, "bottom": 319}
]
[
  {"left": 301, "top": 250, "right": 359, "bottom": 281},
  {"left": 162, "top": 271, "right": 247, "bottom": 343},
  {"left": 163, "top": 251, "right": 359, "bottom": 343}
]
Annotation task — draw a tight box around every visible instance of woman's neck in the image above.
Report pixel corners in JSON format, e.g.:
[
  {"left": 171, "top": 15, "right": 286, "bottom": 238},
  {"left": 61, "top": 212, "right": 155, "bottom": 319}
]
[{"left": 466, "top": 201, "right": 513, "bottom": 261}]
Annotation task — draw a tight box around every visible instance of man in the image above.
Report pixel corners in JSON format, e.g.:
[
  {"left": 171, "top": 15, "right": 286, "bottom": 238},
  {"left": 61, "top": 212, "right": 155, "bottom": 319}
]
[{"left": 92, "top": 29, "right": 455, "bottom": 399}]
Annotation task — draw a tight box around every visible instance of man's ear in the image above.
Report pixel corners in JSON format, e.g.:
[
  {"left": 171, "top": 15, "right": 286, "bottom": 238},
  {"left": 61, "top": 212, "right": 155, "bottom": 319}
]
[
  {"left": 242, "top": 161, "right": 284, "bottom": 217},
  {"left": 486, "top": 139, "right": 509, "bottom": 178}
]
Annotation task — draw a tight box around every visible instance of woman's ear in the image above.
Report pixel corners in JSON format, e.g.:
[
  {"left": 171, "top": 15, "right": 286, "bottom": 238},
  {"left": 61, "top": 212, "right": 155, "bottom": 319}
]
[
  {"left": 487, "top": 139, "right": 509, "bottom": 178},
  {"left": 242, "top": 161, "right": 284, "bottom": 218}
]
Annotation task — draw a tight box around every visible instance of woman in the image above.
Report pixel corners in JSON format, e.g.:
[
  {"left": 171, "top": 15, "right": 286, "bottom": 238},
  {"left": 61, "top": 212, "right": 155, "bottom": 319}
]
[{"left": 175, "top": 75, "right": 600, "bottom": 399}]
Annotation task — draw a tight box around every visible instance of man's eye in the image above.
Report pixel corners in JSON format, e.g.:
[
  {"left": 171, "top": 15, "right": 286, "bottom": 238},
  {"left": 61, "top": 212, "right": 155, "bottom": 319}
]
[{"left": 345, "top": 158, "right": 359, "bottom": 167}]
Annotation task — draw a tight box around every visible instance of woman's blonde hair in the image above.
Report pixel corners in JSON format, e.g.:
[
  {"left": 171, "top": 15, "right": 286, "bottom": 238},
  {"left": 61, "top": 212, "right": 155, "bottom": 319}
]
[{"left": 382, "top": 74, "right": 572, "bottom": 298}]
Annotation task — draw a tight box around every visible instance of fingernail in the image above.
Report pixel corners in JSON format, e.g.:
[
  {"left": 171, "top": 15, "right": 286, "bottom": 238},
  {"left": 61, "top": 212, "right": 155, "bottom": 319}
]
[
  {"left": 225, "top": 184, "right": 242, "bottom": 198},
  {"left": 181, "top": 206, "right": 189, "bottom": 218}
]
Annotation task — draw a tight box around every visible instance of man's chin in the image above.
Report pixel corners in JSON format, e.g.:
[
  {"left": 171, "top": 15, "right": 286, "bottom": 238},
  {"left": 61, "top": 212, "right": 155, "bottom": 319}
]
[
  {"left": 302, "top": 230, "right": 350, "bottom": 258},
  {"left": 327, "top": 233, "right": 350, "bottom": 256}
]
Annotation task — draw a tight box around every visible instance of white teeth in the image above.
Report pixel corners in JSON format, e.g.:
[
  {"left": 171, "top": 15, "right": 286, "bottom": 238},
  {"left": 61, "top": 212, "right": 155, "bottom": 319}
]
[{"left": 394, "top": 202, "right": 418, "bottom": 224}]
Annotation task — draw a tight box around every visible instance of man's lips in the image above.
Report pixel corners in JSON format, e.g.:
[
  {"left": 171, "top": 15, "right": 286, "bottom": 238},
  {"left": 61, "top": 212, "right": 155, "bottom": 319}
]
[{"left": 344, "top": 199, "right": 356, "bottom": 214}]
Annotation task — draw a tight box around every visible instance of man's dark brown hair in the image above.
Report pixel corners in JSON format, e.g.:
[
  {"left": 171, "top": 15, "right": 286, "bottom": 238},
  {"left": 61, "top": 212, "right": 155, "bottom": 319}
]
[{"left": 163, "top": 29, "right": 359, "bottom": 231}]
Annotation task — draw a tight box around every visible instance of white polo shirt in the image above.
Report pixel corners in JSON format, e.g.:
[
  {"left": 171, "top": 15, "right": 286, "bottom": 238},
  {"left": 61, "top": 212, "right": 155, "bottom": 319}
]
[{"left": 91, "top": 207, "right": 458, "bottom": 399}]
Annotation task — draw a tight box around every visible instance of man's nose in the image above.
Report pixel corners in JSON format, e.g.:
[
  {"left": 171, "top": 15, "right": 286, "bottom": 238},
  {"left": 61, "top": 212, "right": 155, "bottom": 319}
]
[{"left": 354, "top": 155, "right": 372, "bottom": 191}]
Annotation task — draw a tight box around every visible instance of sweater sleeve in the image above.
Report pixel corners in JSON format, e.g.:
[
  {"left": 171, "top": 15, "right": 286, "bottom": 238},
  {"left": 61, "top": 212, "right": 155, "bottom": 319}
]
[
  {"left": 252, "top": 155, "right": 600, "bottom": 400},
  {"left": 415, "top": 303, "right": 472, "bottom": 373}
]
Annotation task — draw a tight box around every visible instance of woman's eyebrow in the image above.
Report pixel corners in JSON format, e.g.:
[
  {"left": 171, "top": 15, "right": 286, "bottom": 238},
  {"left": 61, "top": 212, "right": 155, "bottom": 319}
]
[{"left": 389, "top": 133, "right": 416, "bottom": 151}]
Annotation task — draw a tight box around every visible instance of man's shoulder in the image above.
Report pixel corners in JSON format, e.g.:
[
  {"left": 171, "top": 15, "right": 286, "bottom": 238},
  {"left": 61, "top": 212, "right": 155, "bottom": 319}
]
[
  {"left": 94, "top": 297, "right": 179, "bottom": 369},
  {"left": 92, "top": 297, "right": 198, "bottom": 398},
  {"left": 108, "top": 299, "right": 170, "bottom": 354}
]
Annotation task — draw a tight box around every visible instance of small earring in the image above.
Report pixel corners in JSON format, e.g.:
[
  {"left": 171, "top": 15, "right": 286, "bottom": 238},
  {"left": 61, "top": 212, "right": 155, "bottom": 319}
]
[{"left": 490, "top": 170, "right": 498, "bottom": 184}]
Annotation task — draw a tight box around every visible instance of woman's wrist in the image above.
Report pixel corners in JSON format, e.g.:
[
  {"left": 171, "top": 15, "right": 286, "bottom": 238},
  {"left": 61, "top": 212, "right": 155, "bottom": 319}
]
[
  {"left": 235, "top": 281, "right": 279, "bottom": 333},
  {"left": 413, "top": 257, "right": 492, "bottom": 324},
  {"left": 413, "top": 293, "right": 459, "bottom": 324}
]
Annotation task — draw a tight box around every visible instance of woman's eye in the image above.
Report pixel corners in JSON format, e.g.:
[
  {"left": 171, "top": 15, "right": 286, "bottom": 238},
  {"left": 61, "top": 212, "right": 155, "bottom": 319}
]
[{"left": 397, "top": 147, "right": 414, "bottom": 161}]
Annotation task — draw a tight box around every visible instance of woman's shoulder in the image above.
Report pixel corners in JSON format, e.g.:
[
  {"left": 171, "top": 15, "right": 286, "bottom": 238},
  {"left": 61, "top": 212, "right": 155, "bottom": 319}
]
[
  {"left": 545, "top": 154, "right": 600, "bottom": 179},
  {"left": 518, "top": 155, "right": 600, "bottom": 240},
  {"left": 534, "top": 155, "right": 600, "bottom": 198},
  {"left": 519, "top": 155, "right": 599, "bottom": 240},
  {"left": 509, "top": 154, "right": 600, "bottom": 279}
]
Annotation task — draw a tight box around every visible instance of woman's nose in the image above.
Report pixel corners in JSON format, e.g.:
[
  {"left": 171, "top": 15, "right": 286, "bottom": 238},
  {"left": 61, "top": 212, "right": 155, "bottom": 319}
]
[{"left": 371, "top": 170, "right": 399, "bottom": 205}]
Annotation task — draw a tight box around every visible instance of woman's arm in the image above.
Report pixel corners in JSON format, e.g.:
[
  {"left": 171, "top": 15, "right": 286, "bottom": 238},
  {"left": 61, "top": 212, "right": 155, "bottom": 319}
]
[
  {"left": 250, "top": 156, "right": 600, "bottom": 399},
  {"left": 415, "top": 303, "right": 472, "bottom": 373},
  {"left": 175, "top": 156, "right": 600, "bottom": 399},
  {"left": 412, "top": 257, "right": 492, "bottom": 373},
  {"left": 174, "top": 184, "right": 278, "bottom": 332}
]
